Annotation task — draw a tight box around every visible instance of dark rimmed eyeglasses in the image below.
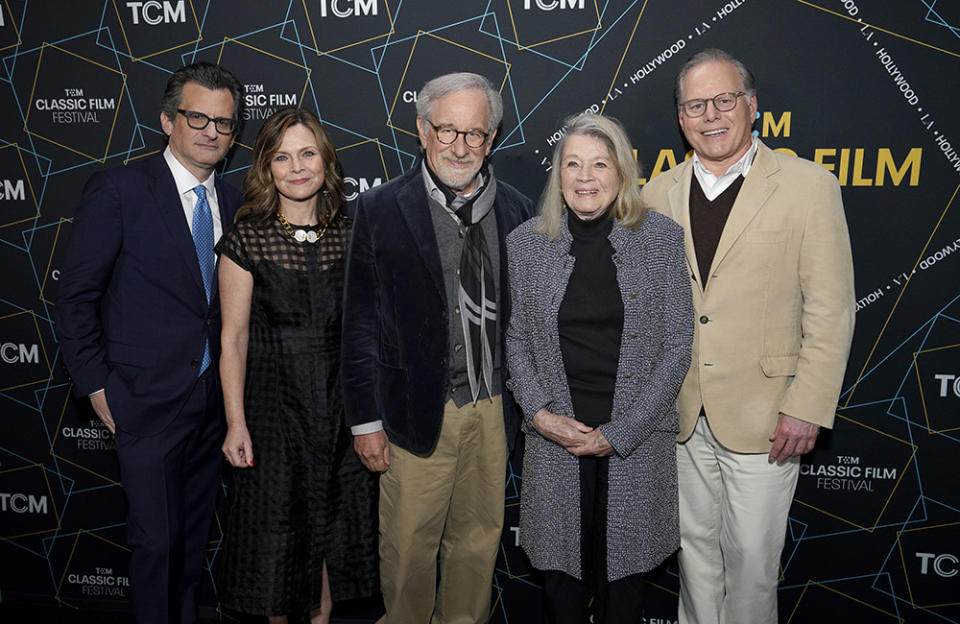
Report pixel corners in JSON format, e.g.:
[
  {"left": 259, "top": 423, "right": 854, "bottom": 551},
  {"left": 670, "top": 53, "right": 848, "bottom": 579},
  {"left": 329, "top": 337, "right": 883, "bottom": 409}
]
[
  {"left": 426, "top": 121, "right": 489, "bottom": 148},
  {"left": 177, "top": 109, "right": 237, "bottom": 135},
  {"left": 678, "top": 91, "right": 746, "bottom": 118}
]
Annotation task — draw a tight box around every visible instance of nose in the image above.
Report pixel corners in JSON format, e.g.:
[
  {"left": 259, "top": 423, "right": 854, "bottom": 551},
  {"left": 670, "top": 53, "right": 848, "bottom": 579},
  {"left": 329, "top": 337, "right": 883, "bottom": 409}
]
[
  {"left": 703, "top": 100, "right": 722, "bottom": 121},
  {"left": 201, "top": 121, "right": 219, "bottom": 140},
  {"left": 450, "top": 135, "right": 470, "bottom": 157},
  {"left": 289, "top": 156, "right": 304, "bottom": 171},
  {"left": 577, "top": 165, "right": 594, "bottom": 181}
]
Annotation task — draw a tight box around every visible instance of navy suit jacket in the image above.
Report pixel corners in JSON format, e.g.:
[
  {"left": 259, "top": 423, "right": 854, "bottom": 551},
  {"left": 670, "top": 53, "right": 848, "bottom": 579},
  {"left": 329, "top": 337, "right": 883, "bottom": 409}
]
[
  {"left": 55, "top": 153, "right": 240, "bottom": 436},
  {"left": 341, "top": 162, "right": 534, "bottom": 455}
]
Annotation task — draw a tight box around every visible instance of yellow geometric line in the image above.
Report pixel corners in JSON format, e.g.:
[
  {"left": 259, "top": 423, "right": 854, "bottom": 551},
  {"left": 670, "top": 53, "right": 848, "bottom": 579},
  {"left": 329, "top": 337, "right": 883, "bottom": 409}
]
[
  {"left": 39, "top": 218, "right": 69, "bottom": 306},
  {"left": 386, "top": 31, "right": 510, "bottom": 136},
  {"left": 0, "top": 0, "right": 23, "bottom": 53},
  {"left": 0, "top": 310, "right": 53, "bottom": 391},
  {"left": 600, "top": 0, "right": 648, "bottom": 116},
  {"left": 335, "top": 138, "right": 392, "bottom": 182},
  {"left": 23, "top": 43, "right": 128, "bottom": 163},
  {"left": 503, "top": 0, "right": 603, "bottom": 51},
  {"left": 912, "top": 343, "right": 960, "bottom": 434},
  {"left": 0, "top": 143, "right": 40, "bottom": 230},
  {"left": 217, "top": 36, "right": 312, "bottom": 70},
  {"left": 842, "top": 182, "right": 960, "bottom": 408},
  {"left": 896, "top": 522, "right": 960, "bottom": 607},
  {"left": 110, "top": 0, "right": 202, "bottom": 62},
  {"left": 0, "top": 463, "right": 62, "bottom": 540},
  {"left": 793, "top": 0, "right": 960, "bottom": 59},
  {"left": 301, "top": 0, "right": 395, "bottom": 57},
  {"left": 792, "top": 412, "right": 917, "bottom": 532},
  {"left": 786, "top": 579, "right": 903, "bottom": 623}
]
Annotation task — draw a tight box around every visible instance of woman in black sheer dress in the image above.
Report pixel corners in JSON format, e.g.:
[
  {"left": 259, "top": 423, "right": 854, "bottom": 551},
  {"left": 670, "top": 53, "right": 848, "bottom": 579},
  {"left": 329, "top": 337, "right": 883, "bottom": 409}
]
[{"left": 217, "top": 108, "right": 377, "bottom": 624}]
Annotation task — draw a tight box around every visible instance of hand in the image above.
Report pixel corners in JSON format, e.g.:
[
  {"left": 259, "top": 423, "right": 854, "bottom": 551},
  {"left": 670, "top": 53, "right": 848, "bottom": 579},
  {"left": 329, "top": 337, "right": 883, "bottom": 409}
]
[
  {"left": 768, "top": 412, "right": 819, "bottom": 464},
  {"left": 90, "top": 391, "right": 115, "bottom": 434},
  {"left": 569, "top": 428, "right": 614, "bottom": 457},
  {"left": 531, "top": 409, "right": 594, "bottom": 453},
  {"left": 354, "top": 430, "right": 390, "bottom": 472},
  {"left": 222, "top": 424, "right": 254, "bottom": 468}
]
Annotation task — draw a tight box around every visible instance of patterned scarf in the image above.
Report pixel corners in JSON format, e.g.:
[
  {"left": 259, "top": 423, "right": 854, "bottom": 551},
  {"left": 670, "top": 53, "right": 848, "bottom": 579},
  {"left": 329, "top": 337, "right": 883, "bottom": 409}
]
[{"left": 426, "top": 161, "right": 499, "bottom": 403}]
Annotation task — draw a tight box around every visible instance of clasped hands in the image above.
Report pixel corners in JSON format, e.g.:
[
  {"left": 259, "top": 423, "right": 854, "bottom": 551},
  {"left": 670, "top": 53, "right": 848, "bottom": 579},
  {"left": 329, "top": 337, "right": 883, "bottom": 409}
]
[{"left": 532, "top": 408, "right": 613, "bottom": 457}]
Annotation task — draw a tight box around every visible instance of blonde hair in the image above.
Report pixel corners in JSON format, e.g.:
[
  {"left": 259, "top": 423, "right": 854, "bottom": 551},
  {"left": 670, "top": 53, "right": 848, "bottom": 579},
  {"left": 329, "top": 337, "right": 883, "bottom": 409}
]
[{"left": 537, "top": 113, "right": 646, "bottom": 239}]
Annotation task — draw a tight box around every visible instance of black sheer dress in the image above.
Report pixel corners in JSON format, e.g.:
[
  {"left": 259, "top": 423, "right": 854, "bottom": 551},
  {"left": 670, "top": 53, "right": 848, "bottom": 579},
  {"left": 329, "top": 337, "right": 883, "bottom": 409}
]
[{"left": 217, "top": 214, "right": 377, "bottom": 619}]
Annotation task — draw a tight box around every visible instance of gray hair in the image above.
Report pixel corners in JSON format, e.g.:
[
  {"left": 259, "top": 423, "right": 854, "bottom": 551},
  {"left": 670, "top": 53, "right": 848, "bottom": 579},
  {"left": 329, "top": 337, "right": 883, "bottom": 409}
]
[
  {"left": 537, "top": 113, "right": 647, "bottom": 240},
  {"left": 674, "top": 48, "right": 756, "bottom": 103},
  {"left": 160, "top": 61, "right": 243, "bottom": 125},
  {"left": 416, "top": 72, "right": 503, "bottom": 134}
]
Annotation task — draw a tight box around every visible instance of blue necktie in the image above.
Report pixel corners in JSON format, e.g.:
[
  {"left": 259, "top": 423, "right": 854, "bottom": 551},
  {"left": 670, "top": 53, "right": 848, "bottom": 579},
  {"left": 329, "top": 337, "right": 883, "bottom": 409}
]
[{"left": 192, "top": 184, "right": 214, "bottom": 374}]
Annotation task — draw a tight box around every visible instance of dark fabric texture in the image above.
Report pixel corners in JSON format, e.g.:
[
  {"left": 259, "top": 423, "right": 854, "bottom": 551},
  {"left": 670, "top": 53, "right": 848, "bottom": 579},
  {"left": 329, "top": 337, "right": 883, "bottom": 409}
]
[
  {"left": 558, "top": 209, "right": 622, "bottom": 426},
  {"left": 341, "top": 160, "right": 535, "bottom": 455},
  {"left": 689, "top": 174, "right": 745, "bottom": 286},
  {"left": 216, "top": 216, "right": 378, "bottom": 618},
  {"left": 55, "top": 153, "right": 240, "bottom": 436}
]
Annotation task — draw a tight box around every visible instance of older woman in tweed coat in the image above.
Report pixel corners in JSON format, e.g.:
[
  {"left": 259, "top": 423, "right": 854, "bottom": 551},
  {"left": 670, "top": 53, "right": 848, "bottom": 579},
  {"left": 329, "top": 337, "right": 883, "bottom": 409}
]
[{"left": 505, "top": 113, "right": 693, "bottom": 622}]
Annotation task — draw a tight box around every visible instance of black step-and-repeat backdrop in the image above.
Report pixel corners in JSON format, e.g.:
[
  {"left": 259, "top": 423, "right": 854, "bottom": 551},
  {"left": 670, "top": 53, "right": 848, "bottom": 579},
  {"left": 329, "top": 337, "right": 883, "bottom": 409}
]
[{"left": 2, "top": 1, "right": 959, "bottom": 622}]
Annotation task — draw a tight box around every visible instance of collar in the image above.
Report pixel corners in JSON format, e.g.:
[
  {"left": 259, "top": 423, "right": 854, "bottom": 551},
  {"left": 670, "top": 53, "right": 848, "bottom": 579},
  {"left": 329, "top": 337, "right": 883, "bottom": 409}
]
[
  {"left": 422, "top": 160, "right": 486, "bottom": 212},
  {"left": 692, "top": 133, "right": 758, "bottom": 178},
  {"left": 163, "top": 146, "right": 215, "bottom": 198}
]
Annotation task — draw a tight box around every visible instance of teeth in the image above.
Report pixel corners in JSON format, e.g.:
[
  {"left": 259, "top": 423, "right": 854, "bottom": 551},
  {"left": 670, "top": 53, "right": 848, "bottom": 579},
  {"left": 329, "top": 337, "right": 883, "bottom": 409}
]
[{"left": 703, "top": 129, "right": 726, "bottom": 136}]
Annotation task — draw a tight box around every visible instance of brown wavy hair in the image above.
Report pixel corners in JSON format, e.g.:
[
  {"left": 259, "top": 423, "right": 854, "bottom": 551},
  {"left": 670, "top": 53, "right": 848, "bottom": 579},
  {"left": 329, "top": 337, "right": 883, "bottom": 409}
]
[{"left": 235, "top": 108, "right": 345, "bottom": 224}]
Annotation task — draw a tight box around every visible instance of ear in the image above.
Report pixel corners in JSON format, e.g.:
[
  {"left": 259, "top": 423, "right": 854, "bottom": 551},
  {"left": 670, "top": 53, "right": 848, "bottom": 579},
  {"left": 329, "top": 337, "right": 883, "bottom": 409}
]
[
  {"left": 748, "top": 94, "right": 758, "bottom": 120},
  {"left": 416, "top": 116, "right": 430, "bottom": 146},
  {"left": 160, "top": 111, "right": 174, "bottom": 137},
  {"left": 484, "top": 127, "right": 498, "bottom": 157}
]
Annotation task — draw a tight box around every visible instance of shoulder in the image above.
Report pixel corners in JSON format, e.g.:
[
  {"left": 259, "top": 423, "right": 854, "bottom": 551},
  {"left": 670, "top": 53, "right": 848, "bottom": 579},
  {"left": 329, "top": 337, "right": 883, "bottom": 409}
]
[
  {"left": 642, "top": 159, "right": 691, "bottom": 195},
  {"left": 359, "top": 165, "right": 421, "bottom": 207},
  {"left": 496, "top": 178, "right": 533, "bottom": 208},
  {"left": 506, "top": 215, "right": 545, "bottom": 248},
  {"left": 761, "top": 143, "right": 837, "bottom": 185}
]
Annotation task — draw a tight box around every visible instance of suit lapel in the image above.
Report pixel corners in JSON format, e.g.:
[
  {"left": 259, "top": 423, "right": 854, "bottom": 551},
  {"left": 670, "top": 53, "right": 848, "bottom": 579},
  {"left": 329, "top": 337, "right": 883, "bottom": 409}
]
[
  {"left": 709, "top": 143, "right": 778, "bottom": 274},
  {"left": 666, "top": 163, "right": 701, "bottom": 290},
  {"left": 149, "top": 156, "right": 207, "bottom": 300},
  {"left": 396, "top": 168, "right": 445, "bottom": 297}
]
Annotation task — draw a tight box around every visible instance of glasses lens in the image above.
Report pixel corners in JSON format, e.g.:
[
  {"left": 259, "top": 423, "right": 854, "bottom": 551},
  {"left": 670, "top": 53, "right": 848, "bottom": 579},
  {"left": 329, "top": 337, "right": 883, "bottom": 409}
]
[
  {"left": 435, "top": 128, "right": 456, "bottom": 144},
  {"left": 464, "top": 132, "right": 486, "bottom": 148},
  {"left": 684, "top": 101, "right": 706, "bottom": 117},
  {"left": 215, "top": 118, "right": 236, "bottom": 134},
  {"left": 185, "top": 112, "right": 208, "bottom": 129},
  {"left": 714, "top": 93, "right": 738, "bottom": 111}
]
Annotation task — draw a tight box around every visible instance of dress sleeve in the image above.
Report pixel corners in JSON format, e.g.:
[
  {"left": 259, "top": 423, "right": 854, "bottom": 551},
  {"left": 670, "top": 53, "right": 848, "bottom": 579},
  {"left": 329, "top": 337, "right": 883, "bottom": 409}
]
[{"left": 217, "top": 222, "right": 254, "bottom": 272}]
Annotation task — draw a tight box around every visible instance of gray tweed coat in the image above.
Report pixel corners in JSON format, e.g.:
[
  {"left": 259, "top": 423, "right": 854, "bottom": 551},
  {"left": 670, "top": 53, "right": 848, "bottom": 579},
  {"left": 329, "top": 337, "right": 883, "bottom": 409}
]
[{"left": 505, "top": 210, "right": 693, "bottom": 581}]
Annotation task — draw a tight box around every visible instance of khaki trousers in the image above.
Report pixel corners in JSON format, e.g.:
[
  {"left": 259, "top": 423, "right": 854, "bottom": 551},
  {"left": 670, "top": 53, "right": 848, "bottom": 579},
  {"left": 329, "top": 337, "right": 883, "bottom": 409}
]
[
  {"left": 677, "top": 415, "right": 800, "bottom": 624},
  {"left": 378, "top": 396, "right": 506, "bottom": 624}
]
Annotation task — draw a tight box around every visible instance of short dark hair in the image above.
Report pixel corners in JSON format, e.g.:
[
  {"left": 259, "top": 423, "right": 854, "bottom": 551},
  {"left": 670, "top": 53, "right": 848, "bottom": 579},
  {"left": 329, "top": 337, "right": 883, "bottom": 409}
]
[
  {"left": 160, "top": 61, "right": 243, "bottom": 124},
  {"left": 674, "top": 48, "right": 756, "bottom": 103}
]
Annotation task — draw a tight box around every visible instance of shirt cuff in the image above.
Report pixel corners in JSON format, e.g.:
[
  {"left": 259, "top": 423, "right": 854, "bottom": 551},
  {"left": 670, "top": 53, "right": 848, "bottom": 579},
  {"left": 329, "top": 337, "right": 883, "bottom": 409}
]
[
  {"left": 350, "top": 420, "right": 384, "bottom": 436},
  {"left": 89, "top": 389, "right": 105, "bottom": 397}
]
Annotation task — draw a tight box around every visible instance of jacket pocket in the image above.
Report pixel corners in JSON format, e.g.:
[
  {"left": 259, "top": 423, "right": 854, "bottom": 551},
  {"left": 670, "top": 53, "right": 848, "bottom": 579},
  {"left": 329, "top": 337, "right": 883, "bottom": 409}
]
[
  {"left": 106, "top": 341, "right": 157, "bottom": 367},
  {"left": 759, "top": 354, "right": 799, "bottom": 377}
]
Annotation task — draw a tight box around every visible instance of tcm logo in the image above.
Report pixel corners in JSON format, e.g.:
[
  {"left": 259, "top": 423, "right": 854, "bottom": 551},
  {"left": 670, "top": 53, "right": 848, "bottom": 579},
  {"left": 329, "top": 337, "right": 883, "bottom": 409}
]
[
  {"left": 0, "top": 492, "right": 48, "bottom": 514},
  {"left": 0, "top": 179, "right": 25, "bottom": 201},
  {"left": 344, "top": 177, "right": 383, "bottom": 202},
  {"left": 125, "top": 1, "right": 186, "bottom": 25},
  {"left": 320, "top": 0, "right": 377, "bottom": 17},
  {"left": 916, "top": 552, "right": 957, "bottom": 577},
  {"left": 1, "top": 343, "right": 40, "bottom": 364},
  {"left": 934, "top": 374, "right": 960, "bottom": 398},
  {"left": 523, "top": 0, "right": 585, "bottom": 9}
]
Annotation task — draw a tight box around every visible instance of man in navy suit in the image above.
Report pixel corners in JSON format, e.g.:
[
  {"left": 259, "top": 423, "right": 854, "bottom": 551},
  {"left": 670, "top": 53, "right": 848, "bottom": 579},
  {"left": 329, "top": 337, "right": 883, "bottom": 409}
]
[
  {"left": 342, "top": 72, "right": 533, "bottom": 623},
  {"left": 55, "top": 62, "right": 243, "bottom": 624}
]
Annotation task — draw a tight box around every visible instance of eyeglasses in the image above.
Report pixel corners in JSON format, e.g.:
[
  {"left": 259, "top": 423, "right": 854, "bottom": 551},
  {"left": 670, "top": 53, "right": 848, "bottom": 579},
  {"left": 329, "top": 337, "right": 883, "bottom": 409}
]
[
  {"left": 678, "top": 91, "right": 746, "bottom": 117},
  {"left": 426, "top": 121, "right": 489, "bottom": 148},
  {"left": 177, "top": 109, "right": 237, "bottom": 135}
]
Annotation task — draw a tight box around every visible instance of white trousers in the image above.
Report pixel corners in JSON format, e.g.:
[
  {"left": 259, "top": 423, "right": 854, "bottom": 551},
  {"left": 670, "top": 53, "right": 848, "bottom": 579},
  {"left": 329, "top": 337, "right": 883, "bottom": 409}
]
[{"left": 676, "top": 415, "right": 799, "bottom": 624}]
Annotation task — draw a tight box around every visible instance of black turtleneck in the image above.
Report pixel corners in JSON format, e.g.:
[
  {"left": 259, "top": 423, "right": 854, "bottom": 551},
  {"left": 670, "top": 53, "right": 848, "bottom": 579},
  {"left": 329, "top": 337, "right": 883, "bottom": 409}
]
[{"left": 557, "top": 208, "right": 624, "bottom": 426}]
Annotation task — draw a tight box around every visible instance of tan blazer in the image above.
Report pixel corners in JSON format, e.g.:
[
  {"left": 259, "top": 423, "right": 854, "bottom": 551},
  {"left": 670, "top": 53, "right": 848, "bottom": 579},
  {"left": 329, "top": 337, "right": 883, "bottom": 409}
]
[{"left": 639, "top": 141, "right": 855, "bottom": 453}]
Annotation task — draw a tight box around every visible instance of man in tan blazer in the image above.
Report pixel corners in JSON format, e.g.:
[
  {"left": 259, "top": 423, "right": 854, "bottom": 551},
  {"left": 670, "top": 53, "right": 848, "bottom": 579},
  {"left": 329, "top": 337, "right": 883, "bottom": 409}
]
[{"left": 639, "top": 49, "right": 855, "bottom": 624}]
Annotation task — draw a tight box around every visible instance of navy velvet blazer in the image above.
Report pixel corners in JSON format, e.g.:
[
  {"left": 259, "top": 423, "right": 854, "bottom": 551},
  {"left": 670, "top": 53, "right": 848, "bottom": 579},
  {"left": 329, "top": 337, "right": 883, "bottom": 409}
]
[
  {"left": 341, "top": 162, "right": 534, "bottom": 455},
  {"left": 55, "top": 153, "right": 240, "bottom": 436}
]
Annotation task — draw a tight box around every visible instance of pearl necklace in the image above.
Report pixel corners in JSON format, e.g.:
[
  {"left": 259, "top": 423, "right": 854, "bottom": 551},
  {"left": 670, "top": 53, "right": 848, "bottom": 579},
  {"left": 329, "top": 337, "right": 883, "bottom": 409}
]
[{"left": 277, "top": 209, "right": 327, "bottom": 243}]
